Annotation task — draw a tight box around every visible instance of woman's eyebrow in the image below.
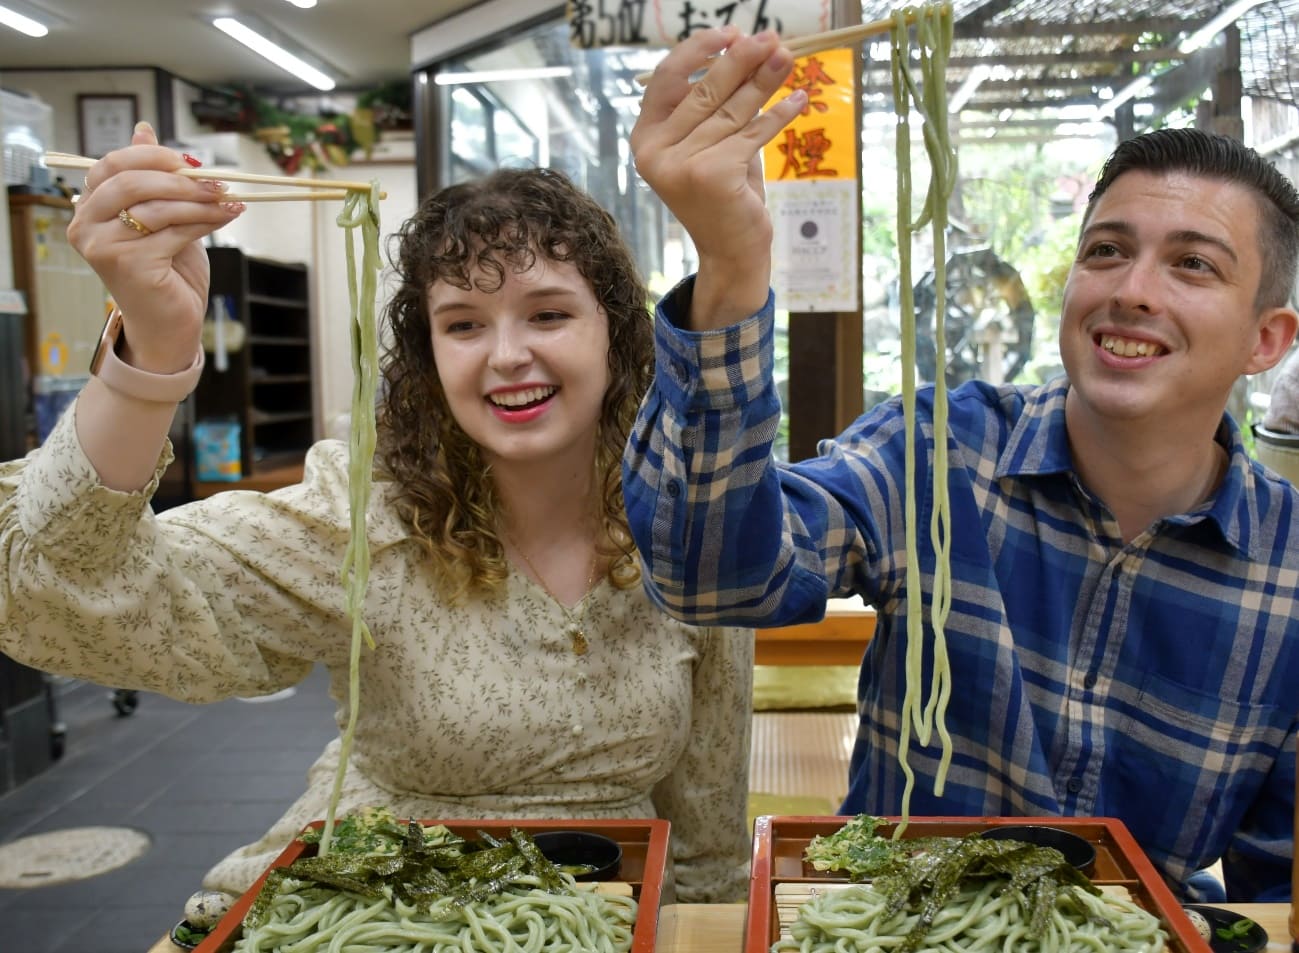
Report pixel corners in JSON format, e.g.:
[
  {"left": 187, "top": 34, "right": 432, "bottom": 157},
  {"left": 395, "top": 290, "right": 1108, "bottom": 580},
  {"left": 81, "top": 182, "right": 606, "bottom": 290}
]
[
  {"left": 429, "top": 300, "right": 475, "bottom": 316},
  {"left": 521, "top": 285, "right": 583, "bottom": 301}
]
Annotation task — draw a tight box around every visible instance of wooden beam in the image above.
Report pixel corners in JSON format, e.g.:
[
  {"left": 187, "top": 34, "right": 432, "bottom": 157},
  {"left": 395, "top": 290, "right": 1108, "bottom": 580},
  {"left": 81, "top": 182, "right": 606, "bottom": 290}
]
[
  {"left": 953, "top": 95, "right": 1102, "bottom": 112},
  {"left": 951, "top": 116, "right": 1098, "bottom": 129},
  {"left": 1144, "top": 44, "right": 1227, "bottom": 116},
  {"left": 978, "top": 75, "right": 1134, "bottom": 92},
  {"left": 955, "top": 16, "right": 1209, "bottom": 41},
  {"left": 1208, "top": 26, "right": 1244, "bottom": 141},
  {"left": 786, "top": 0, "right": 864, "bottom": 461},
  {"left": 946, "top": 46, "right": 1185, "bottom": 68}
]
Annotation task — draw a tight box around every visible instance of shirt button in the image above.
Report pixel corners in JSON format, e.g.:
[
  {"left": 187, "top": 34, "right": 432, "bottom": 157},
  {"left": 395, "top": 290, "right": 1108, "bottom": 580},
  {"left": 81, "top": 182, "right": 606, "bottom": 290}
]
[
  {"left": 666, "top": 480, "right": 682, "bottom": 498},
  {"left": 575, "top": 673, "right": 587, "bottom": 684},
  {"left": 571, "top": 723, "right": 583, "bottom": 736},
  {"left": 672, "top": 361, "right": 687, "bottom": 383},
  {"left": 1066, "top": 777, "right": 1083, "bottom": 794},
  {"left": 1083, "top": 672, "right": 1097, "bottom": 689}
]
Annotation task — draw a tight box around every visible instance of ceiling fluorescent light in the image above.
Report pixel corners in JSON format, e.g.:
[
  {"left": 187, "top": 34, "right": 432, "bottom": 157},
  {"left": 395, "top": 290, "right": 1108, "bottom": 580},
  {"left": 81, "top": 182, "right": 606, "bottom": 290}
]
[
  {"left": 283, "top": 0, "right": 318, "bottom": 7},
  {"left": 0, "top": 3, "right": 48, "bottom": 37},
  {"left": 433, "top": 66, "right": 574, "bottom": 86},
  {"left": 1095, "top": 74, "right": 1154, "bottom": 120},
  {"left": 1178, "top": 0, "right": 1268, "bottom": 54},
  {"left": 212, "top": 16, "right": 335, "bottom": 91}
]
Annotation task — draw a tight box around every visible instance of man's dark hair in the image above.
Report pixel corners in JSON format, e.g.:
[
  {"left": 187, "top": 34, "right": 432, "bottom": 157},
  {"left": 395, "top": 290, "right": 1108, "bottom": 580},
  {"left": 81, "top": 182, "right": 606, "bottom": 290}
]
[{"left": 1084, "top": 127, "right": 1299, "bottom": 310}]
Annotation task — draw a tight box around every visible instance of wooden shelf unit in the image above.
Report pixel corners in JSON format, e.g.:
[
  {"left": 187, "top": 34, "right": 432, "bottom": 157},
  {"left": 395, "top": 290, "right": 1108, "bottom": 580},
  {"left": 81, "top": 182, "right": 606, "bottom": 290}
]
[{"left": 194, "top": 247, "right": 315, "bottom": 479}]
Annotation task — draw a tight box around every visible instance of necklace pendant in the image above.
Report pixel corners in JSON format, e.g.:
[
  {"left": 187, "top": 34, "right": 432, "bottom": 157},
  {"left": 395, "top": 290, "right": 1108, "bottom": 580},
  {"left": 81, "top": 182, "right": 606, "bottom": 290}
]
[{"left": 569, "top": 627, "right": 589, "bottom": 656}]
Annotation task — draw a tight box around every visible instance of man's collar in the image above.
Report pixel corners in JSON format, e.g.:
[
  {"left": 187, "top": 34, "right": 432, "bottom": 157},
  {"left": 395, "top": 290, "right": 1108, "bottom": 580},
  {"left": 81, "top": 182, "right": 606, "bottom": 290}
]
[{"left": 995, "top": 377, "right": 1257, "bottom": 556}]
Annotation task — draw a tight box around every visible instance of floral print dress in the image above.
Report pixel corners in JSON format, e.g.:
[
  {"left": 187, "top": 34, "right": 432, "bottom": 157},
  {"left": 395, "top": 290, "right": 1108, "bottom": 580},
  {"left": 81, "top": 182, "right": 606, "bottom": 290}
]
[{"left": 0, "top": 405, "right": 753, "bottom": 903}]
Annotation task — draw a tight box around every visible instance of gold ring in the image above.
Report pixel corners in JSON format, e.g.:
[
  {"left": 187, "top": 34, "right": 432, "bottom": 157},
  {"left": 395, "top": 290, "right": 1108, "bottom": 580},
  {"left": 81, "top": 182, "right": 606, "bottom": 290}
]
[{"left": 118, "top": 208, "right": 152, "bottom": 235}]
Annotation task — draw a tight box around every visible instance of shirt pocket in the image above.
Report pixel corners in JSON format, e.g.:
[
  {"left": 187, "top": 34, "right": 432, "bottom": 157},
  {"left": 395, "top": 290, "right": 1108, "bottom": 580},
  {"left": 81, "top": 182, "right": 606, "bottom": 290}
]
[{"left": 1108, "top": 670, "right": 1287, "bottom": 878}]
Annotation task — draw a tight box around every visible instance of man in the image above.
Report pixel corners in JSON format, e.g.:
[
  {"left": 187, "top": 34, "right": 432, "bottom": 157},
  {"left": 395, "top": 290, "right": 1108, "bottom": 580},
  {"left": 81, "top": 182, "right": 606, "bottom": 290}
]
[{"left": 623, "top": 27, "right": 1299, "bottom": 901}]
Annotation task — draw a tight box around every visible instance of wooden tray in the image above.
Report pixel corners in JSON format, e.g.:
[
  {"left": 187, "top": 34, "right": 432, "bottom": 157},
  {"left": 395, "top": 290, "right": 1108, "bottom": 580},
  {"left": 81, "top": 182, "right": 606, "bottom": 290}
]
[
  {"left": 744, "top": 815, "right": 1212, "bottom": 953},
  {"left": 195, "top": 817, "right": 671, "bottom": 953}
]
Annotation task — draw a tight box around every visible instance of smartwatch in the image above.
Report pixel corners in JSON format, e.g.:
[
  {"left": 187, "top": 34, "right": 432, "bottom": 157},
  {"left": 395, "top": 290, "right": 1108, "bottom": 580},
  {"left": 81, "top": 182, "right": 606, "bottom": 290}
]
[{"left": 89, "top": 308, "right": 206, "bottom": 404}]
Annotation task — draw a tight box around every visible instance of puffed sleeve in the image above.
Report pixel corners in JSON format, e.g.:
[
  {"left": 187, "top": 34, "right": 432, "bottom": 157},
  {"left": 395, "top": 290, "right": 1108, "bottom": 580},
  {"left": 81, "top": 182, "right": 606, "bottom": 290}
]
[
  {"left": 651, "top": 624, "right": 754, "bottom": 902},
  {"left": 0, "top": 399, "right": 404, "bottom": 702}
]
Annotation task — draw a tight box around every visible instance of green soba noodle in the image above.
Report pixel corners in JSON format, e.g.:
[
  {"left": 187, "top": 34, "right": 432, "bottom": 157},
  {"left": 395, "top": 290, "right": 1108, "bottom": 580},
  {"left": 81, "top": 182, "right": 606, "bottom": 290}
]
[
  {"left": 234, "top": 875, "right": 638, "bottom": 953},
  {"left": 321, "top": 182, "right": 382, "bottom": 856},
  {"left": 773, "top": 881, "right": 1167, "bottom": 953},
  {"left": 891, "top": 0, "right": 957, "bottom": 837}
]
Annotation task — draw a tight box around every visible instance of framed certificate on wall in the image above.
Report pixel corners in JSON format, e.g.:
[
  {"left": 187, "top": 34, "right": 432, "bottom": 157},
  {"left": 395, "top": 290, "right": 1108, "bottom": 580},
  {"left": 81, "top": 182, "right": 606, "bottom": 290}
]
[{"left": 77, "top": 94, "right": 139, "bottom": 157}]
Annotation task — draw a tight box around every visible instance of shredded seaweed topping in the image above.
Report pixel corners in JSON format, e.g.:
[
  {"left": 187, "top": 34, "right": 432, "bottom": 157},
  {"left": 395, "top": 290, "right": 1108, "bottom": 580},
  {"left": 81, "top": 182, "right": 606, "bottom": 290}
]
[
  {"left": 803, "top": 816, "right": 1104, "bottom": 953},
  {"left": 245, "top": 813, "right": 573, "bottom": 930}
]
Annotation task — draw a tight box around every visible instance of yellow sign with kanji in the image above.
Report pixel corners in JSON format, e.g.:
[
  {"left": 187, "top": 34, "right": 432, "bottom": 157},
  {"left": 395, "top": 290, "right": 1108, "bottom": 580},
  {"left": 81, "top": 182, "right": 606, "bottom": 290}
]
[{"left": 763, "top": 47, "right": 855, "bottom": 182}]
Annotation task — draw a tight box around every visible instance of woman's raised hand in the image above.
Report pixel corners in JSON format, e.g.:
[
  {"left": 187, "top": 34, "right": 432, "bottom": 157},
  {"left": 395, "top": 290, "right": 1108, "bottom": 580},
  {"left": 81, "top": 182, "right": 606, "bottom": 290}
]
[
  {"left": 66, "top": 122, "right": 245, "bottom": 374},
  {"left": 630, "top": 28, "right": 805, "bottom": 329}
]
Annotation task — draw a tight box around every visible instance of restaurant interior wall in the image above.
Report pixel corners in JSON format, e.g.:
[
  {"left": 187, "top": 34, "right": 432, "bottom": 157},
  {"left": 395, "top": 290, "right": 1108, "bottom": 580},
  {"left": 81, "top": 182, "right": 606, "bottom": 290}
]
[{"left": 0, "top": 67, "right": 419, "bottom": 492}]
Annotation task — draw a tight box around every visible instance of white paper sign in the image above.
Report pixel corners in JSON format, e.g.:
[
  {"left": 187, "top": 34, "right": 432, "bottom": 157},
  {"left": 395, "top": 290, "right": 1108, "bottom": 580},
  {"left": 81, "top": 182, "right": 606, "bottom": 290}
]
[
  {"left": 567, "top": 0, "right": 830, "bottom": 48},
  {"left": 767, "top": 179, "right": 860, "bottom": 313}
]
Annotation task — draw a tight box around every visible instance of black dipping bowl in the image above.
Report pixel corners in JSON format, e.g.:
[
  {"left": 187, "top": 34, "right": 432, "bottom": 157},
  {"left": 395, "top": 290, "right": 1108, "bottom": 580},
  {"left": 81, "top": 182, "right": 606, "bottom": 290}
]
[
  {"left": 979, "top": 825, "right": 1097, "bottom": 872},
  {"left": 1182, "top": 904, "right": 1269, "bottom": 953},
  {"left": 532, "top": 830, "right": 622, "bottom": 881}
]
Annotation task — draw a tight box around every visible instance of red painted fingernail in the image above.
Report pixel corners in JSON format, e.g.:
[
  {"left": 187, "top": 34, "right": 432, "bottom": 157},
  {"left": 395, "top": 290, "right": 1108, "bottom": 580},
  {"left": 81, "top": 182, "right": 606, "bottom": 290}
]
[{"left": 182, "top": 153, "right": 203, "bottom": 168}]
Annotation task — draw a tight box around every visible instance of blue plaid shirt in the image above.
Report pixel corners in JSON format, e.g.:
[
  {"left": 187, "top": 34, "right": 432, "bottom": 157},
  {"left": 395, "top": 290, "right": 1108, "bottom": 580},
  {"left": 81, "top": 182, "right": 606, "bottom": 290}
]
[{"left": 623, "top": 279, "right": 1298, "bottom": 902}]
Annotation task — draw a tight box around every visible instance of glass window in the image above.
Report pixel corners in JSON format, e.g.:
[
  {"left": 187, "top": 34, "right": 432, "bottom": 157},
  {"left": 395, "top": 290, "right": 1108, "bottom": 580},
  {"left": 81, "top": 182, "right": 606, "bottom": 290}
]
[
  {"left": 426, "top": 11, "right": 1116, "bottom": 460},
  {"left": 433, "top": 19, "right": 680, "bottom": 294}
]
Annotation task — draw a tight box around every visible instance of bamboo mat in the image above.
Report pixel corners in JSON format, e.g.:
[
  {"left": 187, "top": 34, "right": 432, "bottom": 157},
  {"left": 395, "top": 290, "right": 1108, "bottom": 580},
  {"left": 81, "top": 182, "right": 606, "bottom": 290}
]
[{"left": 749, "top": 711, "right": 856, "bottom": 807}]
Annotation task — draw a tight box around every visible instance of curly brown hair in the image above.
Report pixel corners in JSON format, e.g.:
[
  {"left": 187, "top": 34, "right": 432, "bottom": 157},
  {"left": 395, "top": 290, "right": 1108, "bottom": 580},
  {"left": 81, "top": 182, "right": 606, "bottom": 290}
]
[{"left": 376, "top": 167, "right": 652, "bottom": 600}]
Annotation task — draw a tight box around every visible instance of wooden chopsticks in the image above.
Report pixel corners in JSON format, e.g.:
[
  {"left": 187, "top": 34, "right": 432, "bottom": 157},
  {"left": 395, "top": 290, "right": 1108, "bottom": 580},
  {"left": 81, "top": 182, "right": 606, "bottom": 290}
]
[
  {"left": 632, "top": 9, "right": 924, "bottom": 86},
  {"left": 224, "top": 190, "right": 350, "bottom": 202},
  {"left": 44, "top": 151, "right": 385, "bottom": 202}
]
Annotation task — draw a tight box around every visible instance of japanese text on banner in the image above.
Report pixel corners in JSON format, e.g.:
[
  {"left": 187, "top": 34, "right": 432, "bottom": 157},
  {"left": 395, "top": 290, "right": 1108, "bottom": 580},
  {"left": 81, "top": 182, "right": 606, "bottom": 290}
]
[
  {"left": 762, "top": 47, "right": 855, "bottom": 183},
  {"left": 762, "top": 47, "right": 860, "bottom": 313},
  {"left": 566, "top": 0, "right": 830, "bottom": 48}
]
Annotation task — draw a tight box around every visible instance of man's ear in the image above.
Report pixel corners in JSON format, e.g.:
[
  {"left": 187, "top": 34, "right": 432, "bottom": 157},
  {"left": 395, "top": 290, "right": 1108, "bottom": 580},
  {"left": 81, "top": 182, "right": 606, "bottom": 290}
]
[{"left": 1245, "top": 305, "right": 1299, "bottom": 375}]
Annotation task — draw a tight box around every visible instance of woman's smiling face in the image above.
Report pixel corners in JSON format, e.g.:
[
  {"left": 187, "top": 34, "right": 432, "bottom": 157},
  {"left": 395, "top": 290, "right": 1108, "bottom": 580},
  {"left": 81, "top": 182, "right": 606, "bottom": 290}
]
[{"left": 428, "top": 253, "right": 610, "bottom": 471}]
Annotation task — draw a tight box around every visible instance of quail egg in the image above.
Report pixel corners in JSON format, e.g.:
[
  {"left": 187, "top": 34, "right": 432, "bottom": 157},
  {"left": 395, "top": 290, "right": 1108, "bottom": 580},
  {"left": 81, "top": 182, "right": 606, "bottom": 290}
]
[
  {"left": 183, "top": 889, "right": 234, "bottom": 930},
  {"left": 1184, "top": 906, "right": 1212, "bottom": 941}
]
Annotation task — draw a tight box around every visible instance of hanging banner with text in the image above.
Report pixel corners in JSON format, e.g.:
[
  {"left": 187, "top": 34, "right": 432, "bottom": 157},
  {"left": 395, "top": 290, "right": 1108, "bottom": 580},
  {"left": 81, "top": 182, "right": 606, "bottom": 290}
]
[
  {"left": 567, "top": 0, "right": 831, "bottom": 48},
  {"left": 762, "top": 48, "right": 860, "bottom": 313}
]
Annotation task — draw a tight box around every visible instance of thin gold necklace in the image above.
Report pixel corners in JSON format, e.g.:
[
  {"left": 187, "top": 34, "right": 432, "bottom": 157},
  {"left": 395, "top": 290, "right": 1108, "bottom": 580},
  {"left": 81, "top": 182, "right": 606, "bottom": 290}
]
[{"left": 508, "top": 537, "right": 599, "bottom": 656}]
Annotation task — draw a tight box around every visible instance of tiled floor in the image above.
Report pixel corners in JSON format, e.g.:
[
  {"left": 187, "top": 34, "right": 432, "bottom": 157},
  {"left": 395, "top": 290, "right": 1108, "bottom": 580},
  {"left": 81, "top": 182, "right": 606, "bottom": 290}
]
[
  {"left": 0, "top": 667, "right": 338, "bottom": 953},
  {"left": 0, "top": 669, "right": 856, "bottom": 953}
]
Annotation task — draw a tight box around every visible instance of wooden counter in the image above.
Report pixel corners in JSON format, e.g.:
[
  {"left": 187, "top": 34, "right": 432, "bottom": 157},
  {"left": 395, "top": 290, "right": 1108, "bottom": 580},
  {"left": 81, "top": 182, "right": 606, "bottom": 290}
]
[
  {"left": 190, "top": 461, "right": 304, "bottom": 499},
  {"left": 755, "top": 599, "right": 876, "bottom": 666}
]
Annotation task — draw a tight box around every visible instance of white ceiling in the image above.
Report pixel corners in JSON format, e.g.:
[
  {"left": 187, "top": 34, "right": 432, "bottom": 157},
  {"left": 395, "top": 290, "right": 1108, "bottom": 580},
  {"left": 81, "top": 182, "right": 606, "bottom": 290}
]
[{"left": 0, "top": 0, "right": 484, "bottom": 92}]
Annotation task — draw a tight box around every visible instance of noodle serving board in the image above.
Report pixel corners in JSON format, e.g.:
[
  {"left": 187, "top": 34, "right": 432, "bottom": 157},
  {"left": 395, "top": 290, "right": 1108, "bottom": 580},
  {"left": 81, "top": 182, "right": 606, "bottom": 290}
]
[
  {"left": 192, "top": 817, "right": 670, "bottom": 953},
  {"left": 745, "top": 815, "right": 1213, "bottom": 953}
]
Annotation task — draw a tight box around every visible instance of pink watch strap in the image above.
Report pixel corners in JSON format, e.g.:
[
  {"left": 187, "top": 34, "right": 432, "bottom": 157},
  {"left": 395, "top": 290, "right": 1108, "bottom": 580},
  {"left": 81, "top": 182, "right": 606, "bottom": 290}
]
[{"left": 90, "top": 309, "right": 206, "bottom": 403}]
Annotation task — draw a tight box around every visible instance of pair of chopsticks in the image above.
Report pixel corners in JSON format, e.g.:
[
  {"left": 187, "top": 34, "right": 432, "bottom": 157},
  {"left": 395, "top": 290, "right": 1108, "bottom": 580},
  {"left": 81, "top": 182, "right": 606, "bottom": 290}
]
[
  {"left": 43, "top": 151, "right": 386, "bottom": 202},
  {"left": 633, "top": 10, "right": 925, "bottom": 86}
]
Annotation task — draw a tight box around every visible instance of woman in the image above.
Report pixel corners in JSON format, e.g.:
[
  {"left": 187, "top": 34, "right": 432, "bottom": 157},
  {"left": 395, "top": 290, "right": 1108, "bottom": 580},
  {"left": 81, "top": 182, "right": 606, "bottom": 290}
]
[{"left": 0, "top": 123, "right": 752, "bottom": 905}]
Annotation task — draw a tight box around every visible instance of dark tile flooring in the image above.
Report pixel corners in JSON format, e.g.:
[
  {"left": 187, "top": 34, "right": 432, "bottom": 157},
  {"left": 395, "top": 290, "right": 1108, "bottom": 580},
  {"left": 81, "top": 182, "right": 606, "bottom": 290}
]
[{"left": 0, "top": 666, "right": 336, "bottom": 953}]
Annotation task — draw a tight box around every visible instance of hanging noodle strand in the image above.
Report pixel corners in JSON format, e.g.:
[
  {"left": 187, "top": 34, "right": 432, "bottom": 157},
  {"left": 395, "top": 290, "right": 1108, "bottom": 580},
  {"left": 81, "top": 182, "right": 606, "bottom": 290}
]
[
  {"left": 320, "top": 182, "right": 383, "bottom": 855},
  {"left": 891, "top": 1, "right": 958, "bottom": 836}
]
